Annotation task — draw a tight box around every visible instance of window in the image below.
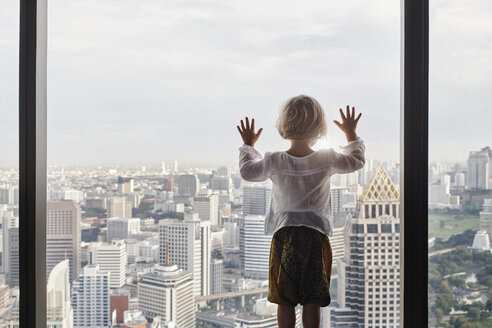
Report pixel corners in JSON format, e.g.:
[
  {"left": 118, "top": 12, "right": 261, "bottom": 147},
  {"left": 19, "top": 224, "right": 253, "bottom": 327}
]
[{"left": 428, "top": 1, "right": 492, "bottom": 326}]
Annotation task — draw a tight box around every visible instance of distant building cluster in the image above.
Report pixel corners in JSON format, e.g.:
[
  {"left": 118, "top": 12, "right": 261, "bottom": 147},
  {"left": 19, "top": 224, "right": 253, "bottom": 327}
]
[{"left": 3, "top": 148, "right": 488, "bottom": 327}]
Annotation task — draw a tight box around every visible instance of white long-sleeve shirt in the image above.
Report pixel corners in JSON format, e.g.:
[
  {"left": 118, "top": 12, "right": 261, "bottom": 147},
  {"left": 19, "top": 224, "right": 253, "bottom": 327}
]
[{"left": 239, "top": 138, "right": 365, "bottom": 236}]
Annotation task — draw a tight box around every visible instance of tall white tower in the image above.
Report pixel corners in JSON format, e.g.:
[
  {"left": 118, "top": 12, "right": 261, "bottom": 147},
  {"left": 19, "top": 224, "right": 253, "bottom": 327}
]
[
  {"left": 159, "top": 213, "right": 212, "bottom": 296},
  {"left": 47, "top": 200, "right": 81, "bottom": 282},
  {"left": 47, "top": 260, "right": 73, "bottom": 328},
  {"left": 330, "top": 165, "right": 401, "bottom": 328},
  {"left": 72, "top": 265, "right": 110, "bottom": 328},
  {"left": 92, "top": 240, "right": 127, "bottom": 289},
  {"left": 193, "top": 194, "right": 219, "bottom": 226}
]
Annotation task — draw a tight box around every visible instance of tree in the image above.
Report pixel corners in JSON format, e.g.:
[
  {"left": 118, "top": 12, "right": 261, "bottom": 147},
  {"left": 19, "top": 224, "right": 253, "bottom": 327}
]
[
  {"left": 467, "top": 307, "right": 480, "bottom": 322},
  {"left": 486, "top": 299, "right": 492, "bottom": 312}
]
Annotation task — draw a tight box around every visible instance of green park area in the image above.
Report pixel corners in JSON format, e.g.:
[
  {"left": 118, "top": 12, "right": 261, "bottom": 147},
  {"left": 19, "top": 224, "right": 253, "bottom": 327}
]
[{"left": 429, "top": 214, "right": 480, "bottom": 241}]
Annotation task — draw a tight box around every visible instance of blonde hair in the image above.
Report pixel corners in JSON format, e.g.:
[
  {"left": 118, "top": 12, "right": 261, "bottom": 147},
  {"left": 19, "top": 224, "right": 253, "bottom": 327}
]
[{"left": 276, "top": 95, "right": 327, "bottom": 140}]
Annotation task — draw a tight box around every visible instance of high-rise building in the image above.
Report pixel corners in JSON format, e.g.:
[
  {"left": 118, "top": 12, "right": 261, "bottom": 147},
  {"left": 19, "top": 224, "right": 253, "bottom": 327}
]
[
  {"left": 47, "top": 260, "right": 73, "bottom": 328},
  {"left": 107, "top": 196, "right": 132, "bottom": 218},
  {"left": 118, "top": 177, "right": 134, "bottom": 194},
  {"left": 242, "top": 185, "right": 271, "bottom": 216},
  {"left": 138, "top": 264, "right": 194, "bottom": 327},
  {"left": 8, "top": 227, "right": 19, "bottom": 286},
  {"left": 93, "top": 240, "right": 127, "bottom": 289},
  {"left": 480, "top": 199, "right": 492, "bottom": 237},
  {"left": 242, "top": 215, "right": 272, "bottom": 280},
  {"left": 330, "top": 227, "right": 345, "bottom": 267},
  {"left": 72, "top": 265, "right": 110, "bottom": 328},
  {"left": 110, "top": 289, "right": 130, "bottom": 325},
  {"left": 330, "top": 165, "right": 401, "bottom": 328},
  {"left": 107, "top": 217, "right": 141, "bottom": 242},
  {"left": 223, "top": 221, "right": 239, "bottom": 249},
  {"left": 47, "top": 200, "right": 81, "bottom": 282},
  {"left": 210, "top": 258, "right": 223, "bottom": 294},
  {"left": 163, "top": 177, "right": 174, "bottom": 192},
  {"left": 194, "top": 194, "right": 219, "bottom": 225},
  {"left": 175, "top": 175, "right": 199, "bottom": 197},
  {"left": 2, "top": 214, "right": 18, "bottom": 278},
  {"left": 210, "top": 175, "right": 230, "bottom": 191},
  {"left": 159, "top": 213, "right": 211, "bottom": 296},
  {"left": 467, "top": 147, "right": 491, "bottom": 189},
  {"left": 0, "top": 187, "right": 14, "bottom": 205}
]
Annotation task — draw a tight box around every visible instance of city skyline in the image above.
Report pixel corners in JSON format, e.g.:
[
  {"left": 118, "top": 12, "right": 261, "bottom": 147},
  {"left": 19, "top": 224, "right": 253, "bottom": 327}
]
[{"left": 2, "top": 0, "right": 492, "bottom": 166}]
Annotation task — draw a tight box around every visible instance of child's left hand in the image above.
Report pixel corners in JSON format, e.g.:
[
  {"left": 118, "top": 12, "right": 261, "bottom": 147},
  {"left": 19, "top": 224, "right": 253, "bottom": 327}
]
[{"left": 237, "top": 117, "right": 263, "bottom": 147}]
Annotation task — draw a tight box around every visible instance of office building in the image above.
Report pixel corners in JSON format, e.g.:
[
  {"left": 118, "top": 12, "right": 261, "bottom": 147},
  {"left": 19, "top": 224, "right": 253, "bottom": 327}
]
[
  {"left": 8, "top": 227, "right": 19, "bottom": 286},
  {"left": 210, "top": 258, "right": 223, "bottom": 294},
  {"left": 92, "top": 240, "right": 127, "bottom": 289},
  {"left": 242, "top": 215, "right": 272, "bottom": 280},
  {"left": 47, "top": 200, "right": 81, "bottom": 282},
  {"left": 330, "top": 165, "right": 401, "bottom": 328},
  {"left": 480, "top": 199, "right": 492, "bottom": 237},
  {"left": 72, "top": 265, "right": 110, "bottom": 328},
  {"left": 175, "top": 174, "right": 199, "bottom": 197},
  {"left": 118, "top": 177, "right": 134, "bottom": 194},
  {"left": 467, "top": 147, "right": 491, "bottom": 189},
  {"left": 107, "top": 196, "right": 132, "bottom": 219},
  {"left": 138, "top": 262, "right": 194, "bottom": 327},
  {"left": 107, "top": 217, "right": 140, "bottom": 242},
  {"left": 159, "top": 213, "right": 211, "bottom": 296},
  {"left": 47, "top": 260, "right": 73, "bottom": 328},
  {"left": 110, "top": 289, "right": 130, "bottom": 325},
  {"left": 194, "top": 194, "right": 219, "bottom": 225},
  {"left": 242, "top": 185, "right": 271, "bottom": 216}
]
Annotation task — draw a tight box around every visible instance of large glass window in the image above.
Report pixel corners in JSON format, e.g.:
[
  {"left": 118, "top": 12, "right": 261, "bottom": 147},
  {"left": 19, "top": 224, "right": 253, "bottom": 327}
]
[
  {"left": 0, "top": 1, "right": 20, "bottom": 325},
  {"left": 46, "top": 1, "right": 400, "bottom": 326},
  {"left": 428, "top": 1, "right": 492, "bottom": 327}
]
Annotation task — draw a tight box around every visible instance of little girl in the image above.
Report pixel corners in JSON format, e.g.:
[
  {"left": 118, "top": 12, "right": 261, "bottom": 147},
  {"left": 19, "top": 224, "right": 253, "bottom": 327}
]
[{"left": 236, "top": 95, "right": 365, "bottom": 328}]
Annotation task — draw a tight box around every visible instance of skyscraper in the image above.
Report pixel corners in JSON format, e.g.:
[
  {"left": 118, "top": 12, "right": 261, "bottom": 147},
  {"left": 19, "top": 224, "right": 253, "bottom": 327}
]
[
  {"left": 47, "top": 200, "right": 81, "bottom": 282},
  {"left": 107, "top": 217, "right": 140, "bottom": 242},
  {"left": 242, "top": 185, "right": 271, "bottom": 216},
  {"left": 467, "top": 147, "right": 491, "bottom": 189},
  {"left": 193, "top": 194, "right": 219, "bottom": 225},
  {"left": 210, "top": 258, "right": 223, "bottom": 294},
  {"left": 107, "top": 196, "right": 132, "bottom": 218},
  {"left": 138, "top": 264, "right": 195, "bottom": 327},
  {"left": 330, "top": 165, "right": 401, "bottom": 328},
  {"left": 92, "top": 240, "right": 127, "bottom": 289},
  {"left": 47, "top": 260, "right": 73, "bottom": 328},
  {"left": 8, "top": 227, "right": 19, "bottom": 286},
  {"left": 242, "top": 215, "right": 272, "bottom": 280},
  {"left": 117, "top": 177, "right": 134, "bottom": 194},
  {"left": 175, "top": 175, "right": 199, "bottom": 197},
  {"left": 72, "top": 265, "right": 110, "bottom": 328},
  {"left": 480, "top": 198, "right": 492, "bottom": 237},
  {"left": 159, "top": 213, "right": 211, "bottom": 296}
]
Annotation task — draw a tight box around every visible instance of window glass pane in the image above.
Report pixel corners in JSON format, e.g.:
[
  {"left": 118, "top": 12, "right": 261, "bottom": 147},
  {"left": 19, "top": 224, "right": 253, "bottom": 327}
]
[
  {"left": 48, "top": 0, "right": 400, "bottom": 326},
  {"left": 429, "top": 1, "right": 492, "bottom": 326},
  {"left": 0, "top": 2, "right": 20, "bottom": 324}
]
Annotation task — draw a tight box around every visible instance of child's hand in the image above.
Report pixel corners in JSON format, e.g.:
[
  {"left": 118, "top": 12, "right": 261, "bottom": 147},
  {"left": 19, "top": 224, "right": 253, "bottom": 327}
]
[
  {"left": 333, "top": 105, "right": 362, "bottom": 142},
  {"left": 237, "top": 117, "right": 263, "bottom": 147}
]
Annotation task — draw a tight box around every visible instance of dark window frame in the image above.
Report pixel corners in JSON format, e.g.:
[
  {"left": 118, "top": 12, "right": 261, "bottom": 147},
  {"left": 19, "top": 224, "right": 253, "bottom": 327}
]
[{"left": 18, "top": 0, "right": 428, "bottom": 326}]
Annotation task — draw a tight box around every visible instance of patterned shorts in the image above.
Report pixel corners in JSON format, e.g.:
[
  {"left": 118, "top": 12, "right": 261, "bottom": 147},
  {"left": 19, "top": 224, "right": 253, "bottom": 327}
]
[{"left": 267, "top": 225, "right": 333, "bottom": 307}]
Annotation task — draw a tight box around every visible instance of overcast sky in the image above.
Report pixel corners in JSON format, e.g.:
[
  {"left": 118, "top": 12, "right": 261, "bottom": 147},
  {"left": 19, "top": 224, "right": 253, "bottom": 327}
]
[{"left": 1, "top": 0, "right": 491, "bottom": 168}]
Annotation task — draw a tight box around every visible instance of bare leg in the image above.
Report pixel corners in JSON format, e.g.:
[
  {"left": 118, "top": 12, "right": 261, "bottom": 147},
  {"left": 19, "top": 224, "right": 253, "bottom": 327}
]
[
  {"left": 302, "top": 303, "right": 321, "bottom": 328},
  {"left": 277, "top": 305, "right": 296, "bottom": 328}
]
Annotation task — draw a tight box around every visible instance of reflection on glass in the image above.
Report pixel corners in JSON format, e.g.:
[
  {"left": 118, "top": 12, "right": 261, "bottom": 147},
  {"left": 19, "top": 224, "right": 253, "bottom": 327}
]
[{"left": 428, "top": 1, "right": 492, "bottom": 327}]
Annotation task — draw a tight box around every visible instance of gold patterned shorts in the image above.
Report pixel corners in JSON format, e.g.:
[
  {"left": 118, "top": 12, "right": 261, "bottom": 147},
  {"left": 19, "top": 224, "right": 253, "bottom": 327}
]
[{"left": 267, "top": 225, "right": 332, "bottom": 307}]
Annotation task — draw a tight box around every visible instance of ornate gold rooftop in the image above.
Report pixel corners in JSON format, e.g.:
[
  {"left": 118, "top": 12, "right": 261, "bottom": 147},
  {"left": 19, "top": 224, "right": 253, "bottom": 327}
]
[{"left": 359, "top": 164, "right": 399, "bottom": 202}]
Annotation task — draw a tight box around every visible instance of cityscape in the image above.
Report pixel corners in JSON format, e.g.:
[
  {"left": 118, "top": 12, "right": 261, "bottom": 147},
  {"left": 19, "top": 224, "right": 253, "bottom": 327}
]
[{"left": 0, "top": 145, "right": 490, "bottom": 328}]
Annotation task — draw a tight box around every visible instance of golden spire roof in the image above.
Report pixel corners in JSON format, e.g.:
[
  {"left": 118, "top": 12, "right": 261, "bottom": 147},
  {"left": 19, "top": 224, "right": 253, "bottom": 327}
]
[{"left": 359, "top": 164, "right": 399, "bottom": 202}]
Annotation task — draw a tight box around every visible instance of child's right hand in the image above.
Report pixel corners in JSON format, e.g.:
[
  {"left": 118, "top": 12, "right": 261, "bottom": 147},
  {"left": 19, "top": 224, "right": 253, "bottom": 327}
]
[
  {"left": 333, "top": 105, "right": 362, "bottom": 142},
  {"left": 237, "top": 117, "right": 263, "bottom": 147}
]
